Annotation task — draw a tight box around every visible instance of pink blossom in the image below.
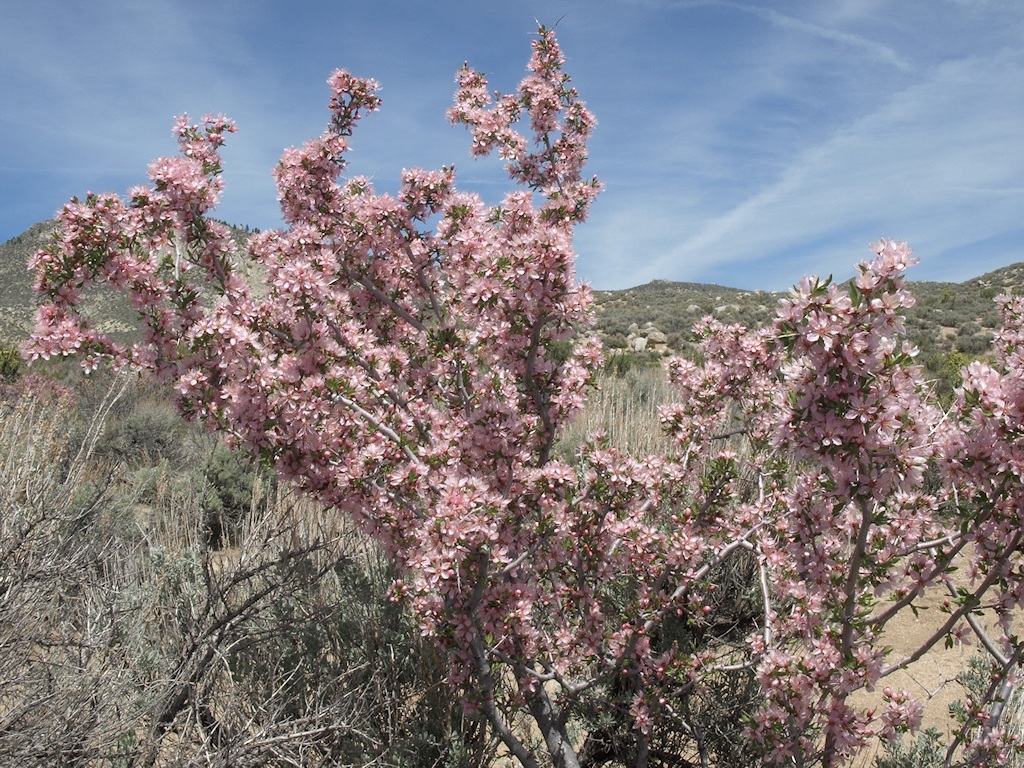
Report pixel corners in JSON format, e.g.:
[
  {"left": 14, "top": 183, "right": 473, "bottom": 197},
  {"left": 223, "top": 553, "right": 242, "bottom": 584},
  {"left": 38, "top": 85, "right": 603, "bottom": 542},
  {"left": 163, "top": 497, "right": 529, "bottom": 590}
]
[{"left": 25, "top": 25, "right": 1024, "bottom": 768}]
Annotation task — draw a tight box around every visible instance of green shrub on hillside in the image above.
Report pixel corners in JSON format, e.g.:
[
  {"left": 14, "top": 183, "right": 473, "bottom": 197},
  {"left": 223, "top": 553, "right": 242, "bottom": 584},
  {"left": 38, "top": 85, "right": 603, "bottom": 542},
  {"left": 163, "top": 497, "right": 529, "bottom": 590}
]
[
  {"left": 197, "top": 441, "right": 276, "bottom": 549},
  {"left": 96, "top": 397, "right": 189, "bottom": 467},
  {"left": 604, "top": 349, "right": 662, "bottom": 377},
  {"left": 0, "top": 348, "right": 20, "bottom": 379}
]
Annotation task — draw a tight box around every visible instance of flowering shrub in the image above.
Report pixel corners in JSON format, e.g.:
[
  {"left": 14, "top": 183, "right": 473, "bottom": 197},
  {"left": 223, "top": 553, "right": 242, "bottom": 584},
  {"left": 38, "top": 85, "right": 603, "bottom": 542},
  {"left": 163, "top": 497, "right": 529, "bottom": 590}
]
[{"left": 24, "top": 26, "right": 1024, "bottom": 768}]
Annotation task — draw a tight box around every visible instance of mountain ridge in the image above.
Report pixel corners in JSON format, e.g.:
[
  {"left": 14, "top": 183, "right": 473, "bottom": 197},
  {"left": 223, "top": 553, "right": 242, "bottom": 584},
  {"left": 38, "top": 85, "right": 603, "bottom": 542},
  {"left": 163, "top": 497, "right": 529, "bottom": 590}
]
[{"left": 1, "top": 221, "right": 1019, "bottom": 366}]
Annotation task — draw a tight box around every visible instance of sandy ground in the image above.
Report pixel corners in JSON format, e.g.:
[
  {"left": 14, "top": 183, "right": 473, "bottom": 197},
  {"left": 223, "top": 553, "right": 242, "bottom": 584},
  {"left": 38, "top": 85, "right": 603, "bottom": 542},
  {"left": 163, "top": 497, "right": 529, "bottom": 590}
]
[
  {"left": 852, "top": 580, "right": 1005, "bottom": 767},
  {"left": 851, "top": 593, "right": 970, "bottom": 765}
]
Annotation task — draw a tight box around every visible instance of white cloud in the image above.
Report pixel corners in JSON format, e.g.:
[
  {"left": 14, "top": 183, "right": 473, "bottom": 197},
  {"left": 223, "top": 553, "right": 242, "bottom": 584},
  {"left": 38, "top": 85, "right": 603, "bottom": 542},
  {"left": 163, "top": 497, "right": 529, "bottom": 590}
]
[
  {"left": 604, "top": 49, "right": 1024, "bottom": 289},
  {"left": 3, "top": 0, "right": 1023, "bottom": 291}
]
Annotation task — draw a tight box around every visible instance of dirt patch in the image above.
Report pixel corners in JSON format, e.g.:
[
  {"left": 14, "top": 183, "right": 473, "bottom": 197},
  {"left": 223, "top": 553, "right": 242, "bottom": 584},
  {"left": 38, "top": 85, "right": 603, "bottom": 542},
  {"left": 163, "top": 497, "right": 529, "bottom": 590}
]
[
  {"left": 852, "top": 588, "right": 971, "bottom": 764},
  {"left": 852, "top": 573, "right": 1022, "bottom": 767}
]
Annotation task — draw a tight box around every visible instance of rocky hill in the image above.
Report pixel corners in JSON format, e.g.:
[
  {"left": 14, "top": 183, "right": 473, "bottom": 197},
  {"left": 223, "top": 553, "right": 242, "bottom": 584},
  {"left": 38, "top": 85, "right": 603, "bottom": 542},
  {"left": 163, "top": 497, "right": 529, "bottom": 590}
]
[
  {"left": 595, "top": 268, "right": 1012, "bottom": 364},
  {"left": 0, "top": 220, "right": 258, "bottom": 347},
  {"left": 1, "top": 221, "right": 1019, "bottom": 368}
]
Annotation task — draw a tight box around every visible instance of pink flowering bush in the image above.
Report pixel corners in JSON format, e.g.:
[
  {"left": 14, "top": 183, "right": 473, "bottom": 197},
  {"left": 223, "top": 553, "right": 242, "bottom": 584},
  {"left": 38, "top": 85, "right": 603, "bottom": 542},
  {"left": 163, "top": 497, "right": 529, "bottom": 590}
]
[{"left": 24, "top": 26, "right": 1024, "bottom": 768}]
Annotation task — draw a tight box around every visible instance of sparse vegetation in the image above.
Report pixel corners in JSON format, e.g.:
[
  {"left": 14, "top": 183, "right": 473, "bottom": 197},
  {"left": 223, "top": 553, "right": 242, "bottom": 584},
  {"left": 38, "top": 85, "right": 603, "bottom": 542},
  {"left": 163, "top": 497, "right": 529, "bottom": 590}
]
[
  {"left": 3, "top": 218, "right": 1024, "bottom": 766},
  {"left": 0, "top": 369, "right": 493, "bottom": 768}
]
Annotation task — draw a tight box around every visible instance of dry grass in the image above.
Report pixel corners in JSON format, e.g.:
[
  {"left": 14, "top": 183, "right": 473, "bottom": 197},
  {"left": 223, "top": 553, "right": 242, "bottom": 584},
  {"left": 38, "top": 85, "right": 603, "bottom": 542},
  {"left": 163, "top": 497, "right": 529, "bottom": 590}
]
[
  {"left": 556, "top": 364, "right": 675, "bottom": 461},
  {"left": 5, "top": 362, "right": 1023, "bottom": 767},
  {"left": 0, "top": 377, "right": 489, "bottom": 767}
]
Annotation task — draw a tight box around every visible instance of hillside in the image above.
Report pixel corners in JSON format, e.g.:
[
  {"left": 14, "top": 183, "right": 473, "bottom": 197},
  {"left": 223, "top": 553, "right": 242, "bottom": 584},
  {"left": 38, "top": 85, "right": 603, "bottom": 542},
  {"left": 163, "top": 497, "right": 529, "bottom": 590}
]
[
  {"left": 1, "top": 220, "right": 1020, "bottom": 364},
  {"left": 596, "top": 265, "right": 1014, "bottom": 362},
  {"left": 0, "top": 220, "right": 258, "bottom": 347}
]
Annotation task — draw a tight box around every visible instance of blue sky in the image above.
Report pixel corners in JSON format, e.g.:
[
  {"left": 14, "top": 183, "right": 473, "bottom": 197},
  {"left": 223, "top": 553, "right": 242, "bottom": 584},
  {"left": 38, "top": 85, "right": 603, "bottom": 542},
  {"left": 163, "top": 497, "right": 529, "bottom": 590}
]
[{"left": 1, "top": 0, "right": 1022, "bottom": 290}]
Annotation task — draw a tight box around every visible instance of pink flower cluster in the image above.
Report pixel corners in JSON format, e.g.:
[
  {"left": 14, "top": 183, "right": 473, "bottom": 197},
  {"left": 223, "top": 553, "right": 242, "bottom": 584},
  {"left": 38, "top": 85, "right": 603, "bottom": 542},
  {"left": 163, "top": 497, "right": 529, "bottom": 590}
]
[
  {"left": 657, "top": 238, "right": 1024, "bottom": 765},
  {"left": 25, "top": 26, "right": 1024, "bottom": 768},
  {"left": 448, "top": 28, "right": 601, "bottom": 225}
]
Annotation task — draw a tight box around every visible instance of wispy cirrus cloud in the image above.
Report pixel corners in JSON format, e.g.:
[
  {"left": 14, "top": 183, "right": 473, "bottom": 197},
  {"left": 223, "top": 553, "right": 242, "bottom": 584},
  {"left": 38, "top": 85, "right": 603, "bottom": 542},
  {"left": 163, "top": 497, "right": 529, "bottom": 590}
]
[
  {"left": 579, "top": 44, "right": 1024, "bottom": 289},
  {"left": 623, "top": 0, "right": 913, "bottom": 70},
  {"left": 2, "top": 0, "right": 1022, "bottom": 291}
]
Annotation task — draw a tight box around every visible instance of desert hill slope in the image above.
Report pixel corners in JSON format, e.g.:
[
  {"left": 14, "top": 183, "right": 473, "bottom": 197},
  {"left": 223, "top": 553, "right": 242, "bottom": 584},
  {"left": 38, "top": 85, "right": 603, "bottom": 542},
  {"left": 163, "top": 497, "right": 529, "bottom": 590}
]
[{"left": 1, "top": 220, "right": 1019, "bottom": 363}]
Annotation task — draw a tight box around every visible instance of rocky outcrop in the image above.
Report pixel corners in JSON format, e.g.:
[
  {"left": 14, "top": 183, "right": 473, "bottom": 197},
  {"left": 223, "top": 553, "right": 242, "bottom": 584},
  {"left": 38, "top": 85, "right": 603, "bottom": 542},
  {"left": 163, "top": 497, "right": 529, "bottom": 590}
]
[{"left": 625, "top": 323, "right": 670, "bottom": 355}]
